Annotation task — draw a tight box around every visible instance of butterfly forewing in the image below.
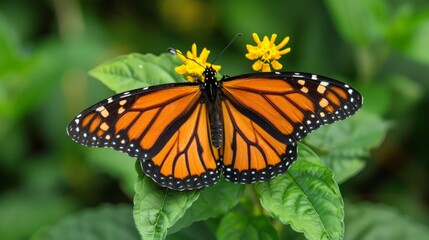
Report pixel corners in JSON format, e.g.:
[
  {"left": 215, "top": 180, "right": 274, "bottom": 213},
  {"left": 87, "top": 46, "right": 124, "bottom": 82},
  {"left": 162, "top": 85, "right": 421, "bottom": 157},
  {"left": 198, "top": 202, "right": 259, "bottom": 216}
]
[
  {"left": 67, "top": 83, "right": 202, "bottom": 159},
  {"left": 221, "top": 72, "right": 363, "bottom": 143}
]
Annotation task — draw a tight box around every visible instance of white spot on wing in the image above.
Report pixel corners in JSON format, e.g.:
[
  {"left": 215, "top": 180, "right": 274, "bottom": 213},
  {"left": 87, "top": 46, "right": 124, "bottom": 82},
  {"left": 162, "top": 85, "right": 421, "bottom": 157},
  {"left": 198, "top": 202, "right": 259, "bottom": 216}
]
[
  {"left": 120, "top": 92, "right": 131, "bottom": 98},
  {"left": 320, "top": 81, "right": 329, "bottom": 86}
]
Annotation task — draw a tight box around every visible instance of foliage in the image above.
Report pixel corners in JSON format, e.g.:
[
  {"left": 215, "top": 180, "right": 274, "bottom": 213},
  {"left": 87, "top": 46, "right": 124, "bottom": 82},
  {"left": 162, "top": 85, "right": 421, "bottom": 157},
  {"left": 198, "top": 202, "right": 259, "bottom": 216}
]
[{"left": 1, "top": 0, "right": 429, "bottom": 239}]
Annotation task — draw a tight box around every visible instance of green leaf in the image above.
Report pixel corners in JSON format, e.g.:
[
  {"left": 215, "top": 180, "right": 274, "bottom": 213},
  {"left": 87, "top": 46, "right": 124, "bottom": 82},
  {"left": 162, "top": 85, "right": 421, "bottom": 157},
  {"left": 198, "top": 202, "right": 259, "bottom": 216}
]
[
  {"left": 133, "top": 169, "right": 200, "bottom": 240},
  {"left": 345, "top": 201, "right": 429, "bottom": 240},
  {"left": 169, "top": 178, "right": 245, "bottom": 234},
  {"left": 32, "top": 204, "right": 138, "bottom": 240},
  {"left": 89, "top": 53, "right": 185, "bottom": 93},
  {"left": 304, "top": 110, "right": 389, "bottom": 183},
  {"left": 324, "top": 0, "right": 389, "bottom": 47},
  {"left": 254, "top": 160, "right": 344, "bottom": 240},
  {"left": 216, "top": 212, "right": 279, "bottom": 240},
  {"left": 297, "top": 143, "right": 323, "bottom": 165},
  {"left": 168, "top": 221, "right": 216, "bottom": 240}
]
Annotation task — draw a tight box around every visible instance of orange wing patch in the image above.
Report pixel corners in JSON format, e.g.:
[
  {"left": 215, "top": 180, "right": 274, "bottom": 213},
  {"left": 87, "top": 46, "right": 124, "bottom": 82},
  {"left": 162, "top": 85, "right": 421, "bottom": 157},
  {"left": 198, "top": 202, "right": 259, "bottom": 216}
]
[
  {"left": 140, "top": 103, "right": 221, "bottom": 190},
  {"left": 221, "top": 100, "right": 297, "bottom": 184}
]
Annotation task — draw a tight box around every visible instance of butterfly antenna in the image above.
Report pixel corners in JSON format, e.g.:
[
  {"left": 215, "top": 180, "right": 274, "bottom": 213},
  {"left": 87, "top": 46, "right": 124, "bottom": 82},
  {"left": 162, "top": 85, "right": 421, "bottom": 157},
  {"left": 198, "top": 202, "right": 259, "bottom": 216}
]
[
  {"left": 211, "top": 33, "right": 242, "bottom": 65},
  {"left": 168, "top": 47, "right": 205, "bottom": 69}
]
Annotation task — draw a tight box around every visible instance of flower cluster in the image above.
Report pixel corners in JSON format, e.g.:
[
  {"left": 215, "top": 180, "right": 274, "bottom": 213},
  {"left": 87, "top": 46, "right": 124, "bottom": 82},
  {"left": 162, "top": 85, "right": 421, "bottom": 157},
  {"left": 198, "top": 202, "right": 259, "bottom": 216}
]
[
  {"left": 245, "top": 33, "right": 291, "bottom": 72},
  {"left": 174, "top": 43, "right": 221, "bottom": 82},
  {"left": 175, "top": 33, "right": 291, "bottom": 81}
]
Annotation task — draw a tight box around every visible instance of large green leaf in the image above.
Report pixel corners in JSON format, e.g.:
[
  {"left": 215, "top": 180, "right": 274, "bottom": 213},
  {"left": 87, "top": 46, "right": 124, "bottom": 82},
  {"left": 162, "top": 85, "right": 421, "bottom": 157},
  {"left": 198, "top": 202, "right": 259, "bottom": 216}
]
[
  {"left": 254, "top": 160, "right": 344, "bottom": 240},
  {"left": 345, "top": 201, "right": 429, "bottom": 240},
  {"left": 216, "top": 212, "right": 279, "bottom": 240},
  {"left": 133, "top": 167, "right": 200, "bottom": 240},
  {"left": 168, "top": 178, "right": 245, "bottom": 234},
  {"left": 297, "top": 143, "right": 323, "bottom": 165},
  {"left": 304, "top": 110, "right": 389, "bottom": 183},
  {"left": 89, "top": 53, "right": 185, "bottom": 93},
  {"left": 32, "top": 204, "right": 138, "bottom": 240}
]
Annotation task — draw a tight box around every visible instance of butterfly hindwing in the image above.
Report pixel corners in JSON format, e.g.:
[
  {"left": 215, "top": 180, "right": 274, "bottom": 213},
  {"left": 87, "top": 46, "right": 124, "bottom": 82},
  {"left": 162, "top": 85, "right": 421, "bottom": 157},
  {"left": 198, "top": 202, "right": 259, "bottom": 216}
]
[
  {"left": 221, "top": 72, "right": 363, "bottom": 143},
  {"left": 140, "top": 102, "right": 221, "bottom": 190},
  {"left": 221, "top": 99, "right": 297, "bottom": 184}
]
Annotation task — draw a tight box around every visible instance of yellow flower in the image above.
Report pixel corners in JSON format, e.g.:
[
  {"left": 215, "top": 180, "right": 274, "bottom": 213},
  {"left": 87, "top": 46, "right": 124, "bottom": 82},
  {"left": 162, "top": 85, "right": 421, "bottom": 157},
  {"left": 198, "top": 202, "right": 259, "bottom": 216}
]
[
  {"left": 175, "top": 43, "right": 221, "bottom": 82},
  {"left": 245, "top": 33, "right": 291, "bottom": 72}
]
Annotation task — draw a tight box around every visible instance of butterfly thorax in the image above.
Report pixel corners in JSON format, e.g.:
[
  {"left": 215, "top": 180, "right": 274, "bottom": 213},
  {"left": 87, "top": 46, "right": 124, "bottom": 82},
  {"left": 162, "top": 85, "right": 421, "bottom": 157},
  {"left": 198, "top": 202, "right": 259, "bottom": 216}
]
[
  {"left": 202, "top": 67, "right": 220, "bottom": 101},
  {"left": 202, "top": 67, "right": 223, "bottom": 149}
]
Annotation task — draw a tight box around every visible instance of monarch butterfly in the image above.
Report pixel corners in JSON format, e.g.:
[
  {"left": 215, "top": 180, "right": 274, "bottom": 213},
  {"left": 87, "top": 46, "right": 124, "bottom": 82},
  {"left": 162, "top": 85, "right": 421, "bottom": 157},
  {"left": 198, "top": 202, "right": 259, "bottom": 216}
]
[{"left": 67, "top": 65, "right": 363, "bottom": 191}]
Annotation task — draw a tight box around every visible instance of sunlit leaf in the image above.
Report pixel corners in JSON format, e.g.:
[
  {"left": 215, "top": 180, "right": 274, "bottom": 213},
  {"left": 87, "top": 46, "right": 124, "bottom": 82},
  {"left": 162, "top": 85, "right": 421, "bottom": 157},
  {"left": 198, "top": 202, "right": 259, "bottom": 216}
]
[
  {"left": 255, "top": 160, "right": 344, "bottom": 240},
  {"left": 89, "top": 53, "right": 185, "bottom": 93}
]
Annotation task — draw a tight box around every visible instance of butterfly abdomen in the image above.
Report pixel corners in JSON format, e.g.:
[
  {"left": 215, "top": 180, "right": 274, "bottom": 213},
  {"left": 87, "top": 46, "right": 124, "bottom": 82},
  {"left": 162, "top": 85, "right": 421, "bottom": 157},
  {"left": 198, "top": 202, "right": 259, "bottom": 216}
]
[{"left": 207, "top": 96, "right": 223, "bottom": 149}]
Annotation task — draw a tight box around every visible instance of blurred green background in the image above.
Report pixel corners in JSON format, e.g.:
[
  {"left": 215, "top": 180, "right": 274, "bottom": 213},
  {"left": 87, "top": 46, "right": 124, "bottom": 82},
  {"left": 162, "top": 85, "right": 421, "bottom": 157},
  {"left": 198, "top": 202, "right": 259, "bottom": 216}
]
[{"left": 1, "top": 0, "right": 429, "bottom": 239}]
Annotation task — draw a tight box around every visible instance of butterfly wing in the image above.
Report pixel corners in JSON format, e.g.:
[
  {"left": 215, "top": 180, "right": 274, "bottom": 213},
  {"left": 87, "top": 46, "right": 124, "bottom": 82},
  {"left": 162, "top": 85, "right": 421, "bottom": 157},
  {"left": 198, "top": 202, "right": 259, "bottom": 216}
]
[
  {"left": 67, "top": 83, "right": 221, "bottom": 190},
  {"left": 221, "top": 99, "right": 297, "bottom": 183},
  {"left": 221, "top": 72, "right": 363, "bottom": 144},
  {"left": 219, "top": 72, "right": 362, "bottom": 183}
]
